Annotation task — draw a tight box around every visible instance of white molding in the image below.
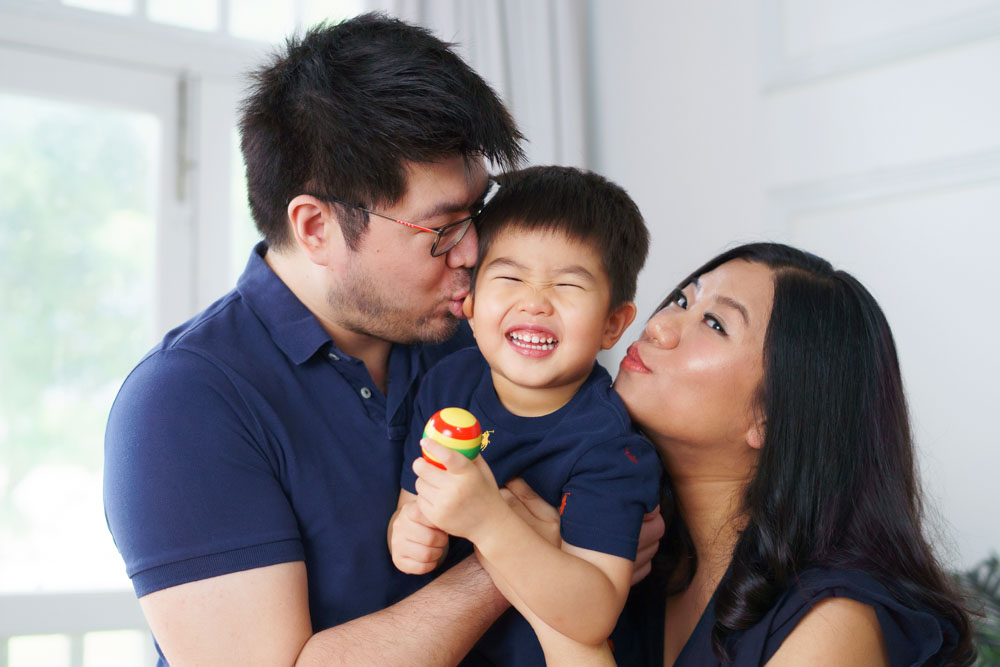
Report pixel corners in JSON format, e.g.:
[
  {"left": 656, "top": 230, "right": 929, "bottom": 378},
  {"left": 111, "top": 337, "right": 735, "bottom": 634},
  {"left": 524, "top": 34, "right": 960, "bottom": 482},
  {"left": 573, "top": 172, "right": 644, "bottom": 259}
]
[
  {"left": 759, "top": 0, "right": 1000, "bottom": 90},
  {"left": 764, "top": 149, "right": 1000, "bottom": 236},
  {"left": 0, "top": 1, "right": 270, "bottom": 80},
  {"left": 0, "top": 591, "right": 147, "bottom": 636}
]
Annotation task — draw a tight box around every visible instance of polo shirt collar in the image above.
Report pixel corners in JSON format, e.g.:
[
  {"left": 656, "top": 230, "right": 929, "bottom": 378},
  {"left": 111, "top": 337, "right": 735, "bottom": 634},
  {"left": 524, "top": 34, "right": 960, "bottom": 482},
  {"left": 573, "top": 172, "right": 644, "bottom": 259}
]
[{"left": 237, "top": 242, "right": 333, "bottom": 365}]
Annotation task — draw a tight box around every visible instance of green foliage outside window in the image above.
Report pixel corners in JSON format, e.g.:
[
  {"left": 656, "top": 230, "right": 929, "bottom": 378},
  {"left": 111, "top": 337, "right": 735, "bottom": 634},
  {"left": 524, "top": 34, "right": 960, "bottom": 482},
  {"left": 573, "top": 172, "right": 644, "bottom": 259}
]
[{"left": 0, "top": 92, "right": 155, "bottom": 585}]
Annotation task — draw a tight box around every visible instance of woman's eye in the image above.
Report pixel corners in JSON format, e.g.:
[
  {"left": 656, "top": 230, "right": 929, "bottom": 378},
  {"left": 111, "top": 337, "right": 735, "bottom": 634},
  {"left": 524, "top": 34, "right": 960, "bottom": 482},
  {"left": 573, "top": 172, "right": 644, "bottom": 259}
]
[
  {"left": 704, "top": 314, "right": 726, "bottom": 335},
  {"left": 556, "top": 283, "right": 583, "bottom": 289},
  {"left": 673, "top": 293, "right": 688, "bottom": 309}
]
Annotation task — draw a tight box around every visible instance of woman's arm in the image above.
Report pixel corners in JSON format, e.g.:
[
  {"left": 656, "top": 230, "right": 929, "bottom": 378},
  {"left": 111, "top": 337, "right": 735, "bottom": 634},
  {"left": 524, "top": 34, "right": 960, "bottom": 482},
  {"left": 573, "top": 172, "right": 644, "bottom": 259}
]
[{"left": 765, "top": 597, "right": 889, "bottom": 667}]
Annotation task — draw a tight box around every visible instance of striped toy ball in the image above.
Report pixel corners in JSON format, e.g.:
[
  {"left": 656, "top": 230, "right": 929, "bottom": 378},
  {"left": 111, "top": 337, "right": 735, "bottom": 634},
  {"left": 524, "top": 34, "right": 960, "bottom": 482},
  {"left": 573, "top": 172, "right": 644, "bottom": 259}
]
[{"left": 421, "top": 407, "right": 483, "bottom": 469}]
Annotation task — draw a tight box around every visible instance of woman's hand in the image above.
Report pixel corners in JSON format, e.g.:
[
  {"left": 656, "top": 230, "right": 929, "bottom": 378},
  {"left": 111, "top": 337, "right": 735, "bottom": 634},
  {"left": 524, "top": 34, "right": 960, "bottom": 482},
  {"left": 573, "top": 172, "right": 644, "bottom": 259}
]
[{"left": 632, "top": 507, "right": 665, "bottom": 586}]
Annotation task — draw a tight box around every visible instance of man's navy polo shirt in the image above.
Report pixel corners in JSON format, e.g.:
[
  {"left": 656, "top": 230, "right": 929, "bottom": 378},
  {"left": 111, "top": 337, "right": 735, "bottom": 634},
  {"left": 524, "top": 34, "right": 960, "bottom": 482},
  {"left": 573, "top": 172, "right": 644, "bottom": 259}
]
[{"left": 104, "top": 243, "right": 472, "bottom": 640}]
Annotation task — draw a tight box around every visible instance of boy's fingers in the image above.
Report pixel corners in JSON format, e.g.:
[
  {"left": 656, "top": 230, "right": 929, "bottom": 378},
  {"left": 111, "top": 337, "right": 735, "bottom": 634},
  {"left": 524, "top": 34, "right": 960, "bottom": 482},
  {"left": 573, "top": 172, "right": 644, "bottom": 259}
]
[
  {"left": 471, "top": 452, "right": 497, "bottom": 486},
  {"left": 419, "top": 438, "right": 468, "bottom": 472},
  {"left": 402, "top": 499, "right": 439, "bottom": 531}
]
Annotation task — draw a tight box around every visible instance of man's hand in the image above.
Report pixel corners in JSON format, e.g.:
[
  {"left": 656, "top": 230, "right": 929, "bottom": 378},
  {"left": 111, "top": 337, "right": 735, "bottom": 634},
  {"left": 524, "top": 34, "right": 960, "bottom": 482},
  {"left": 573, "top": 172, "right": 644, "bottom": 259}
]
[
  {"left": 389, "top": 497, "right": 449, "bottom": 575},
  {"left": 500, "top": 477, "right": 561, "bottom": 548},
  {"left": 413, "top": 439, "right": 510, "bottom": 543},
  {"left": 631, "top": 506, "right": 664, "bottom": 586}
]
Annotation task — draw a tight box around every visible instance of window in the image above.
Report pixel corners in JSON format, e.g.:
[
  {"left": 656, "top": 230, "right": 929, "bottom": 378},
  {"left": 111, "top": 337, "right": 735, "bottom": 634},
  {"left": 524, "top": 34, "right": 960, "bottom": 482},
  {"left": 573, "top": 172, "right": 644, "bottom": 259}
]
[{"left": 0, "top": 1, "right": 363, "bottom": 663}]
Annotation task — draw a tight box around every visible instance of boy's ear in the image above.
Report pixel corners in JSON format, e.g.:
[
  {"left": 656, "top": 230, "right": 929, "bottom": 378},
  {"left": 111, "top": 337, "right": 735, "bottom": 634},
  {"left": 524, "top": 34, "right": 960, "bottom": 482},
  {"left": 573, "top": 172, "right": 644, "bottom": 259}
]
[
  {"left": 462, "top": 293, "right": 475, "bottom": 334},
  {"left": 287, "top": 194, "right": 340, "bottom": 265},
  {"left": 600, "top": 301, "right": 638, "bottom": 350}
]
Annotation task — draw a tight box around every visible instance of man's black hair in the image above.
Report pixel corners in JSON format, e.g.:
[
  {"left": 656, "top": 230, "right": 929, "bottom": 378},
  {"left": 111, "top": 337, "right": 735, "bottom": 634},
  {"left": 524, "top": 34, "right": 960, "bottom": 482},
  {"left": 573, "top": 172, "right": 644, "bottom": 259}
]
[
  {"left": 239, "top": 12, "right": 525, "bottom": 249},
  {"left": 474, "top": 166, "right": 649, "bottom": 308}
]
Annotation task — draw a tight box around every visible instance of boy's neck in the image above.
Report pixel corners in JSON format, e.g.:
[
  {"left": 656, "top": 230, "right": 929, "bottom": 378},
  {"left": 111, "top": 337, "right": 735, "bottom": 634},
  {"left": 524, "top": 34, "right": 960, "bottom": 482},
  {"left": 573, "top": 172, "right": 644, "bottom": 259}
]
[{"left": 489, "top": 371, "right": 590, "bottom": 418}]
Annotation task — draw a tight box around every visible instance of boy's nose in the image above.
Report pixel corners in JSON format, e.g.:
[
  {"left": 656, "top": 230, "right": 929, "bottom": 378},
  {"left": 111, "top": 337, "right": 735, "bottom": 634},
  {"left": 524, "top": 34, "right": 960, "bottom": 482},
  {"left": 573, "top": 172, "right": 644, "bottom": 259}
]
[{"left": 518, "top": 289, "right": 553, "bottom": 316}]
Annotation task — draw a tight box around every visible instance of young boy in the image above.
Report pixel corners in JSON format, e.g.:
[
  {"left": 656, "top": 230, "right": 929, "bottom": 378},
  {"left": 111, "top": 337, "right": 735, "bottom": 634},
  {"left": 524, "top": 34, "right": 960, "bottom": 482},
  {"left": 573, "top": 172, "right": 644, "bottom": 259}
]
[{"left": 388, "top": 166, "right": 660, "bottom": 665}]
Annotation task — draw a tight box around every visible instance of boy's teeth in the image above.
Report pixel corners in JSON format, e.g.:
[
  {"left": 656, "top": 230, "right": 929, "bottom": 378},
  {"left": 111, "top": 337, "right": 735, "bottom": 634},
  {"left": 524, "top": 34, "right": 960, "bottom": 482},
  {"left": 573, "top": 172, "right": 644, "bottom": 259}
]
[{"left": 509, "top": 332, "right": 557, "bottom": 350}]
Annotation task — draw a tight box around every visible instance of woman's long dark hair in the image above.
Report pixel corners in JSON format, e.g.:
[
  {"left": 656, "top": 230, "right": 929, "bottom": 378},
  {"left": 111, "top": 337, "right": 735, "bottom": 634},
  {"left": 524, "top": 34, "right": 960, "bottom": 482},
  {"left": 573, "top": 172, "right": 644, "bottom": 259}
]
[{"left": 652, "top": 243, "right": 975, "bottom": 663}]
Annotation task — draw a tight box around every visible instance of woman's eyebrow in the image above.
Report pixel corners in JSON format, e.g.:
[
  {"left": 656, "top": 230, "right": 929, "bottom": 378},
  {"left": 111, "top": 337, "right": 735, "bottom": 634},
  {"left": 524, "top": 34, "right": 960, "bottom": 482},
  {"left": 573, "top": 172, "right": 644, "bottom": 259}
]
[
  {"left": 716, "top": 296, "right": 750, "bottom": 326},
  {"left": 692, "top": 277, "right": 750, "bottom": 325}
]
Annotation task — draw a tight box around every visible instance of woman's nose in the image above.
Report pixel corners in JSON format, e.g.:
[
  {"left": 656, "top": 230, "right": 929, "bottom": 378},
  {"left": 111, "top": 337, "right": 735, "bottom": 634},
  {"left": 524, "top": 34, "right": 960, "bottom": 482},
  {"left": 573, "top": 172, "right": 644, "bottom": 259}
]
[{"left": 645, "top": 312, "right": 680, "bottom": 349}]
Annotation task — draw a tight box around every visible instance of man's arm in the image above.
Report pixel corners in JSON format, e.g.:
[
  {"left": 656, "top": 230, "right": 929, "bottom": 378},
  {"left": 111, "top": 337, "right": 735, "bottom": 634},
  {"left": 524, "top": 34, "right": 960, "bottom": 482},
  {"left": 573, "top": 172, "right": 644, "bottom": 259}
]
[
  {"left": 140, "top": 555, "right": 508, "bottom": 667},
  {"left": 139, "top": 469, "right": 661, "bottom": 665}
]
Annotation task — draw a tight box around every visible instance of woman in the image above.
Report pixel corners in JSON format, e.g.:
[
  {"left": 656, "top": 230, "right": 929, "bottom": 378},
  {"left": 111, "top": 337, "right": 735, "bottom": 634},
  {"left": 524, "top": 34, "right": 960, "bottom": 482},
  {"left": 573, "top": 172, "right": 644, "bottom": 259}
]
[{"left": 608, "top": 243, "right": 974, "bottom": 665}]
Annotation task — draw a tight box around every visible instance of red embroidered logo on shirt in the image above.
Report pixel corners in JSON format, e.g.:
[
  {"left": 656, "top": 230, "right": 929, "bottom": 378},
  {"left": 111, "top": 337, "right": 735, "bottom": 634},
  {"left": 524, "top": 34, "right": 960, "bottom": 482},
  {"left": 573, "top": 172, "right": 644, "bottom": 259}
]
[
  {"left": 625, "top": 447, "right": 638, "bottom": 463},
  {"left": 559, "top": 492, "right": 571, "bottom": 515}
]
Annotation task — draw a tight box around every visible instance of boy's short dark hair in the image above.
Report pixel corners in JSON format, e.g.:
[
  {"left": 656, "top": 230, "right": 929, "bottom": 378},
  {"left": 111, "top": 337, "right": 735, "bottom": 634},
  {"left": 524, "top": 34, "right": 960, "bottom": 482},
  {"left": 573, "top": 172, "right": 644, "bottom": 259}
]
[
  {"left": 475, "top": 166, "right": 649, "bottom": 307},
  {"left": 239, "top": 12, "right": 524, "bottom": 250}
]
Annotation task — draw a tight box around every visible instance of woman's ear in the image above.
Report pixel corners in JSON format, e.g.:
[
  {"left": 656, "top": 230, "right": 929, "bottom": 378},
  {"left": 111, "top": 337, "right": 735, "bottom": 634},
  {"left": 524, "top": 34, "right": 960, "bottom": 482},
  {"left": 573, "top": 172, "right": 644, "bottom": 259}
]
[
  {"left": 287, "top": 194, "right": 336, "bottom": 265},
  {"left": 746, "top": 418, "right": 766, "bottom": 450},
  {"left": 600, "top": 301, "right": 638, "bottom": 350}
]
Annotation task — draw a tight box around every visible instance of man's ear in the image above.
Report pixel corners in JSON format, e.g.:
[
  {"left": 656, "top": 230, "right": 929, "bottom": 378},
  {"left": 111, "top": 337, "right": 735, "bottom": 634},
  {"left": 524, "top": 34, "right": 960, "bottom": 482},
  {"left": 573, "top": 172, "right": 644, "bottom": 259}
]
[
  {"left": 600, "top": 301, "right": 638, "bottom": 350},
  {"left": 287, "top": 195, "right": 337, "bottom": 265},
  {"left": 462, "top": 293, "right": 475, "bottom": 334}
]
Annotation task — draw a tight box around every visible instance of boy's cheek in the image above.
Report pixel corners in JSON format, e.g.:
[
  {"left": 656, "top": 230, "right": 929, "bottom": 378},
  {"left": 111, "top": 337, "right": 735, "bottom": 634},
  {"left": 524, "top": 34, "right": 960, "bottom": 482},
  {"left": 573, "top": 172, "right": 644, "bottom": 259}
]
[{"left": 462, "top": 294, "right": 475, "bottom": 324}]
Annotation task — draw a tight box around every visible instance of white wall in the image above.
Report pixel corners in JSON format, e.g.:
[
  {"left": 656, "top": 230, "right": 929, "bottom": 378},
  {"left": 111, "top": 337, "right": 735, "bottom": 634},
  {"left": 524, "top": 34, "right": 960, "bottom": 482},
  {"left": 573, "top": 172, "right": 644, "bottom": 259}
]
[
  {"left": 587, "top": 0, "right": 1000, "bottom": 570},
  {"left": 587, "top": 0, "right": 766, "bottom": 360}
]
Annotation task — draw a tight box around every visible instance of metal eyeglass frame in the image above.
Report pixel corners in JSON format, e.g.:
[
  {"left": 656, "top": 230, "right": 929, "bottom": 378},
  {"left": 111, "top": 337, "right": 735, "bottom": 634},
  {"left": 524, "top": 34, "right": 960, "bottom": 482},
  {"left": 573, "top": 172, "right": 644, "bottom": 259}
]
[{"left": 328, "top": 178, "right": 500, "bottom": 257}]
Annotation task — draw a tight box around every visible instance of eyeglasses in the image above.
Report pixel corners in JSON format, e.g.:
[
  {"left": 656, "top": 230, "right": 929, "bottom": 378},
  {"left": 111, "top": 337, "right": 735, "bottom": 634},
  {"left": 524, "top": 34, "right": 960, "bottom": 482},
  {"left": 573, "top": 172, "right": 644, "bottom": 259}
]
[{"left": 329, "top": 178, "right": 500, "bottom": 257}]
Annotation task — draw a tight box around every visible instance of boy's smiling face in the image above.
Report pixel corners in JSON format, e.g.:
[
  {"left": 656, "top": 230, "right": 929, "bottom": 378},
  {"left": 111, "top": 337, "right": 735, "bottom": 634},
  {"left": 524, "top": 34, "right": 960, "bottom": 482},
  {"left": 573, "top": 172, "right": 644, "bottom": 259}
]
[{"left": 464, "top": 227, "right": 635, "bottom": 415}]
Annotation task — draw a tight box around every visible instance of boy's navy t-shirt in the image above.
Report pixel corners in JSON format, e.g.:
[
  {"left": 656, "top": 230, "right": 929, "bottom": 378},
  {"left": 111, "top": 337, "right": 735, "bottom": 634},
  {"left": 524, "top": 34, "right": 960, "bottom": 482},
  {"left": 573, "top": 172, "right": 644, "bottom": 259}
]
[
  {"left": 401, "top": 346, "right": 662, "bottom": 666},
  {"left": 104, "top": 243, "right": 473, "bottom": 664}
]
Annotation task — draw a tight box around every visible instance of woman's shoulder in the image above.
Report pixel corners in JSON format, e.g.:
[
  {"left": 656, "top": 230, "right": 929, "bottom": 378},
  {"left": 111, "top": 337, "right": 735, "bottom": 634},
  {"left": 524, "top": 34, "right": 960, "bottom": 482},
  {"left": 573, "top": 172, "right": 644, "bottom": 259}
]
[{"left": 758, "top": 567, "right": 960, "bottom": 666}]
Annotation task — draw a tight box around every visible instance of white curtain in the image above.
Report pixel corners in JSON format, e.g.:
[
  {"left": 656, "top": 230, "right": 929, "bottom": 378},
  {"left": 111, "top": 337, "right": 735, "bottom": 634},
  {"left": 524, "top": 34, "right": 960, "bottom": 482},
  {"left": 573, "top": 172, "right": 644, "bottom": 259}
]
[{"left": 367, "top": 0, "right": 590, "bottom": 169}]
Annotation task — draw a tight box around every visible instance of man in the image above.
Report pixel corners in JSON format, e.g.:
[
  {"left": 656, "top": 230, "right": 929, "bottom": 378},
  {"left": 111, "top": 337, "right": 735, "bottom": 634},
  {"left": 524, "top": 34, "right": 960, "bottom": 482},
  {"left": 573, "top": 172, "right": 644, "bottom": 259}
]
[{"left": 105, "top": 13, "right": 662, "bottom": 665}]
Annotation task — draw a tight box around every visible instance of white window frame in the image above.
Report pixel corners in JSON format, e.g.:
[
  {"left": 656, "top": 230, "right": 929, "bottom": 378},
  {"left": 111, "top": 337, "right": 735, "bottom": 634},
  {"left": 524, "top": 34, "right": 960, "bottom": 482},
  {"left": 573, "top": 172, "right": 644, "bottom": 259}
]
[
  {"left": 0, "top": 0, "right": 273, "bottom": 329},
  {"left": 0, "top": 1, "right": 277, "bottom": 662}
]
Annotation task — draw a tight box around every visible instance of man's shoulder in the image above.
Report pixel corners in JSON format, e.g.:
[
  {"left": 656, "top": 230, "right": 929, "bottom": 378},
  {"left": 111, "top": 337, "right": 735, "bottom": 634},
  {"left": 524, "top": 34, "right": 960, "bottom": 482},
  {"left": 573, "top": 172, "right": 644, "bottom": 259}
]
[
  {"left": 155, "top": 289, "right": 249, "bottom": 356},
  {"left": 112, "top": 291, "right": 264, "bottom": 418}
]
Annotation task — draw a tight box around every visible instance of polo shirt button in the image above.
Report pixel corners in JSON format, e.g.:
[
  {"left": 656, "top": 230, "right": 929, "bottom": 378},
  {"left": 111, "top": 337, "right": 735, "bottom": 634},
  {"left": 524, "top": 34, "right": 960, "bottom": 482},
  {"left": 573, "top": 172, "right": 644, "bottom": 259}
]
[
  {"left": 360, "top": 387, "right": 372, "bottom": 399},
  {"left": 328, "top": 352, "right": 340, "bottom": 361}
]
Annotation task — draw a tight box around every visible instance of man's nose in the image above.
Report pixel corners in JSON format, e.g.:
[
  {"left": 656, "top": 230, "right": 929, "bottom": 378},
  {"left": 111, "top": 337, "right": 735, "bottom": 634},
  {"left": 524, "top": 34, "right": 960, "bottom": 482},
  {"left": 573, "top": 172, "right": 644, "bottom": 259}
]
[{"left": 445, "top": 224, "right": 478, "bottom": 269}]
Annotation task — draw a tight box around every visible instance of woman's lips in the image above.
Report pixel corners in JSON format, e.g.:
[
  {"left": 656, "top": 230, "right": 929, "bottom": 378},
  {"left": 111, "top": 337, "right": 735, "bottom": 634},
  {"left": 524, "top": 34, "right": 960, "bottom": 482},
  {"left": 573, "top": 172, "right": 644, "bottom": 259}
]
[{"left": 620, "top": 343, "right": 651, "bottom": 373}]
